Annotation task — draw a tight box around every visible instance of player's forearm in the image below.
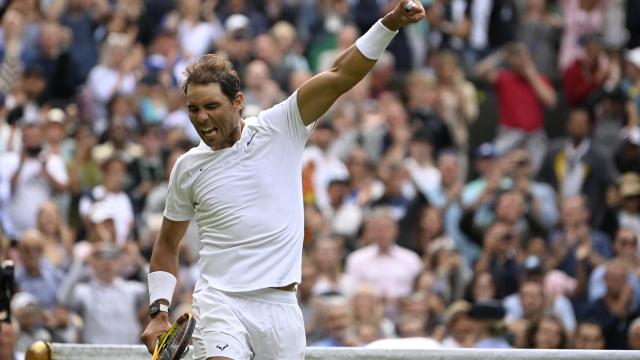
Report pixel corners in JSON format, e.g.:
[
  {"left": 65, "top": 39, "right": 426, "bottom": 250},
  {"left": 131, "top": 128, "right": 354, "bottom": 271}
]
[
  {"left": 149, "top": 236, "right": 180, "bottom": 276},
  {"left": 148, "top": 218, "right": 189, "bottom": 304}
]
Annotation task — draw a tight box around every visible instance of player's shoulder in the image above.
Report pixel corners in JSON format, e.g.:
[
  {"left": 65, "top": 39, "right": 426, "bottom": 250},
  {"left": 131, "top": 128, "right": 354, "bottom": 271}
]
[{"left": 172, "top": 143, "right": 210, "bottom": 173}]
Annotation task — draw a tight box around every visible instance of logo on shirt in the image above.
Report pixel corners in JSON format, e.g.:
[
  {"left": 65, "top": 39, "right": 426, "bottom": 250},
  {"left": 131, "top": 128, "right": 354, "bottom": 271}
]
[
  {"left": 247, "top": 130, "right": 258, "bottom": 147},
  {"left": 216, "top": 344, "right": 229, "bottom": 351}
]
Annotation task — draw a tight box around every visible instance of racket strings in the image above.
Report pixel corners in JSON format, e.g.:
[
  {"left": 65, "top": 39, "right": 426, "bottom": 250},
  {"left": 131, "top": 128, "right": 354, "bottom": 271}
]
[{"left": 158, "top": 316, "right": 195, "bottom": 360}]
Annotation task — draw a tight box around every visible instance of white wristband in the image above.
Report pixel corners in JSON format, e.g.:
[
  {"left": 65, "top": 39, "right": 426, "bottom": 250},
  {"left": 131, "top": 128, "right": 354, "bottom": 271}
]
[
  {"left": 148, "top": 271, "right": 177, "bottom": 306},
  {"left": 355, "top": 19, "right": 398, "bottom": 60}
]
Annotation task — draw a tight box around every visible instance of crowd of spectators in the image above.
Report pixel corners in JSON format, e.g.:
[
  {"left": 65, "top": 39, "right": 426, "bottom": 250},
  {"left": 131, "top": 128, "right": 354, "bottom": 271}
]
[{"left": 1, "top": 0, "right": 640, "bottom": 357}]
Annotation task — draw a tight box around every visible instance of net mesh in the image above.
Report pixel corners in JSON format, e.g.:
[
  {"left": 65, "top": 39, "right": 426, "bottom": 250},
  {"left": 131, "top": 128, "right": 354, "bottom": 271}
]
[{"left": 48, "top": 344, "right": 640, "bottom": 360}]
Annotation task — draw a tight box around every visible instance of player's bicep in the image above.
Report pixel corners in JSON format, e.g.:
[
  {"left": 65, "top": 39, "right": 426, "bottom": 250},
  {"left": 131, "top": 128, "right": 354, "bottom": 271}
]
[
  {"left": 157, "top": 217, "right": 190, "bottom": 250},
  {"left": 164, "top": 156, "right": 195, "bottom": 221},
  {"left": 297, "top": 71, "right": 344, "bottom": 126}
]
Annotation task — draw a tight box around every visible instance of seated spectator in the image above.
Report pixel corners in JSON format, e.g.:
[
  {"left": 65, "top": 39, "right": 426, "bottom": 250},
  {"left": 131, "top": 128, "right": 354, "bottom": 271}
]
[
  {"left": 584, "top": 259, "right": 639, "bottom": 349},
  {"left": 465, "top": 271, "right": 498, "bottom": 304},
  {"left": 526, "top": 315, "right": 567, "bottom": 349},
  {"left": 505, "top": 148, "right": 559, "bottom": 230},
  {"left": 468, "top": 301, "right": 511, "bottom": 348},
  {"left": 298, "top": 256, "right": 318, "bottom": 338},
  {"left": 343, "top": 147, "right": 383, "bottom": 209},
  {"left": 345, "top": 209, "right": 422, "bottom": 315},
  {"left": 310, "top": 236, "right": 352, "bottom": 297},
  {"left": 351, "top": 285, "right": 396, "bottom": 340},
  {"left": 574, "top": 320, "right": 606, "bottom": 349},
  {"left": 612, "top": 173, "right": 640, "bottom": 247},
  {"left": 370, "top": 160, "right": 414, "bottom": 221},
  {"left": 423, "top": 236, "right": 472, "bottom": 304},
  {"left": 441, "top": 300, "right": 476, "bottom": 348},
  {"left": 549, "top": 195, "right": 612, "bottom": 280},
  {"left": 311, "top": 296, "right": 356, "bottom": 347},
  {"left": 323, "top": 179, "right": 363, "bottom": 242},
  {"left": 588, "top": 228, "right": 640, "bottom": 306},
  {"left": 36, "top": 201, "right": 72, "bottom": 271},
  {"left": 465, "top": 189, "right": 546, "bottom": 247},
  {"left": 242, "top": 60, "right": 285, "bottom": 111},
  {"left": 15, "top": 229, "right": 64, "bottom": 310},
  {"left": 474, "top": 222, "right": 520, "bottom": 299},
  {"left": 504, "top": 256, "right": 577, "bottom": 334}
]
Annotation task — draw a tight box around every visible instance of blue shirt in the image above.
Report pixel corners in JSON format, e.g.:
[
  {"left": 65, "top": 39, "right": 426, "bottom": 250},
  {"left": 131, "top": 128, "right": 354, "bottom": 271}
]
[
  {"left": 15, "top": 260, "right": 64, "bottom": 309},
  {"left": 550, "top": 229, "right": 613, "bottom": 278}
]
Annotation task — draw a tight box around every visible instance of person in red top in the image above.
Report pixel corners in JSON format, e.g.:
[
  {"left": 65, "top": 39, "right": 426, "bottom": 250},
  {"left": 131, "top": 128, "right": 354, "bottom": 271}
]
[
  {"left": 563, "top": 33, "right": 614, "bottom": 107},
  {"left": 475, "top": 42, "right": 557, "bottom": 172}
]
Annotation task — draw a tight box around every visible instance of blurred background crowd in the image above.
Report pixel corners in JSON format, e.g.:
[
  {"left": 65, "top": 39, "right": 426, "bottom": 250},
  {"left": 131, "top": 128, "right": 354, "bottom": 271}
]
[{"left": 1, "top": 0, "right": 640, "bottom": 357}]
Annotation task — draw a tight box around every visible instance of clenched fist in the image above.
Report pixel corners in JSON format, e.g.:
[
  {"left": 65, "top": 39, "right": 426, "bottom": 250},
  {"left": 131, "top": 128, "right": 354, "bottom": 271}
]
[{"left": 381, "top": 0, "right": 426, "bottom": 31}]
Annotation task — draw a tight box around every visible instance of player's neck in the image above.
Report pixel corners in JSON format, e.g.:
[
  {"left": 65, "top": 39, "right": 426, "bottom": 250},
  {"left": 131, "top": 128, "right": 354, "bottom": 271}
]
[{"left": 212, "top": 119, "right": 245, "bottom": 150}]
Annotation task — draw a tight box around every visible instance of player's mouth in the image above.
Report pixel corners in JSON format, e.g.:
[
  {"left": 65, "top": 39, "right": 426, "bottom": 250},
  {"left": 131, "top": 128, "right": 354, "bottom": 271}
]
[{"left": 201, "top": 126, "right": 219, "bottom": 136}]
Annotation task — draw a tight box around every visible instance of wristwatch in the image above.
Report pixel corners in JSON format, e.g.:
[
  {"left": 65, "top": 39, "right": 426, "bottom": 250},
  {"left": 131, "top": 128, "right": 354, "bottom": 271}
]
[{"left": 149, "top": 301, "right": 169, "bottom": 319}]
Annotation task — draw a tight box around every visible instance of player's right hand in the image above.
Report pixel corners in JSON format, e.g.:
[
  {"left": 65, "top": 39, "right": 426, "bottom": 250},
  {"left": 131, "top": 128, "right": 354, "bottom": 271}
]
[{"left": 141, "top": 313, "right": 172, "bottom": 354}]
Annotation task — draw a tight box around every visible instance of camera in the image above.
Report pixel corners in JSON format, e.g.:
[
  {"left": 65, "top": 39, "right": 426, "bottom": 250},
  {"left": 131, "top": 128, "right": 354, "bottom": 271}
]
[{"left": 0, "top": 260, "right": 15, "bottom": 323}]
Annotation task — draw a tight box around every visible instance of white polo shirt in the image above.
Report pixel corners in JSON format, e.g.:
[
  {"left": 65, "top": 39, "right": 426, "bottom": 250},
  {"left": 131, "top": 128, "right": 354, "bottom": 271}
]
[{"left": 164, "top": 92, "right": 309, "bottom": 292}]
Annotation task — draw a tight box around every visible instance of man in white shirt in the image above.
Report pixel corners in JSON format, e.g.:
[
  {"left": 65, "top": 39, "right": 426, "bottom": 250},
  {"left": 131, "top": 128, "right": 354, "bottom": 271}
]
[{"left": 141, "top": 2, "right": 426, "bottom": 360}]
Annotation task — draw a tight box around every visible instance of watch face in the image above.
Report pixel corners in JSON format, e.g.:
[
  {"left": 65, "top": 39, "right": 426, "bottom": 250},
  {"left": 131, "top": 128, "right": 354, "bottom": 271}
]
[{"left": 149, "top": 303, "right": 160, "bottom": 316}]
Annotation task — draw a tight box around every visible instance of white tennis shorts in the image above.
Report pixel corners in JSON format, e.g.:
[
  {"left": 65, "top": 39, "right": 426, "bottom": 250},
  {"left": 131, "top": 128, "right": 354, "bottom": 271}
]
[{"left": 191, "top": 287, "right": 306, "bottom": 360}]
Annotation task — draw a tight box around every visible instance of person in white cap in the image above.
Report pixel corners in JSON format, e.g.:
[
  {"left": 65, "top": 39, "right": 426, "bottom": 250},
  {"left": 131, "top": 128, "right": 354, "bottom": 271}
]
[{"left": 141, "top": 2, "right": 425, "bottom": 359}]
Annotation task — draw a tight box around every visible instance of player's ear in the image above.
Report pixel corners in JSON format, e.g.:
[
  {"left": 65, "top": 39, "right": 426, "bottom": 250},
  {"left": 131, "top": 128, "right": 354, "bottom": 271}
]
[{"left": 233, "top": 92, "right": 244, "bottom": 113}]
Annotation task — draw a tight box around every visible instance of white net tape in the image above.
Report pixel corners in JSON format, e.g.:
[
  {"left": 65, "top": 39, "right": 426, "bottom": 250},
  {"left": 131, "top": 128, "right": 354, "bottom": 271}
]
[{"left": 47, "top": 344, "right": 640, "bottom": 360}]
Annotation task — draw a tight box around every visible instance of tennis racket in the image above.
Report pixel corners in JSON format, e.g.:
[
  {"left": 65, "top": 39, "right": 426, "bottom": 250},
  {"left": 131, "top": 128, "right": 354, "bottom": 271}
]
[{"left": 151, "top": 313, "right": 196, "bottom": 360}]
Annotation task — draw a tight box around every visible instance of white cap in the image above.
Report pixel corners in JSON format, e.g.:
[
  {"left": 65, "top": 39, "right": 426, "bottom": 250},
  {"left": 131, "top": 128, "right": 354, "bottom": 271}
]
[
  {"left": 225, "top": 14, "right": 250, "bottom": 33},
  {"left": 89, "top": 201, "right": 117, "bottom": 224},
  {"left": 10, "top": 292, "right": 39, "bottom": 312},
  {"left": 46, "top": 108, "right": 65, "bottom": 124},
  {"left": 627, "top": 47, "right": 640, "bottom": 70}
]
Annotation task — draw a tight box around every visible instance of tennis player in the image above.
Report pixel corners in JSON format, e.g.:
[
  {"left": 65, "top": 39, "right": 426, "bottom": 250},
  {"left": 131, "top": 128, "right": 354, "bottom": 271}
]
[{"left": 141, "top": 1, "right": 424, "bottom": 359}]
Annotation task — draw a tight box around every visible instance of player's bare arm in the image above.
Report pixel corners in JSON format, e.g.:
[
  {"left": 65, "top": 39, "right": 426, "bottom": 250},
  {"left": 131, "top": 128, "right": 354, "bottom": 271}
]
[
  {"left": 141, "top": 217, "right": 190, "bottom": 353},
  {"left": 297, "top": 0, "right": 425, "bottom": 126}
]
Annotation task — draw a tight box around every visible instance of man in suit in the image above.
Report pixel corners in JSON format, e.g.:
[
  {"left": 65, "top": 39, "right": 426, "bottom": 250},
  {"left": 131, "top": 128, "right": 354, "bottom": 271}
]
[{"left": 538, "top": 107, "right": 615, "bottom": 229}]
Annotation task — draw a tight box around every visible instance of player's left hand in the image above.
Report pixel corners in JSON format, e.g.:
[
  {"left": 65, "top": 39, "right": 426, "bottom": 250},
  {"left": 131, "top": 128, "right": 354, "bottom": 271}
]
[{"left": 383, "top": 0, "right": 426, "bottom": 31}]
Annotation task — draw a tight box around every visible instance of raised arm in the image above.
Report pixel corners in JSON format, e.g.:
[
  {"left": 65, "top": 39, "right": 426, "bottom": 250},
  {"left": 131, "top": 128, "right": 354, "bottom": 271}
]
[{"left": 297, "top": 0, "right": 425, "bottom": 125}]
